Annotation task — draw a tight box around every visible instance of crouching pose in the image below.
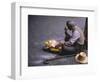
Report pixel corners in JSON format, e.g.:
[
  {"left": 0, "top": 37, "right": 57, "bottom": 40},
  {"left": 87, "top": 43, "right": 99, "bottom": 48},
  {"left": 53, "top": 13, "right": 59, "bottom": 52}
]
[{"left": 62, "top": 21, "right": 85, "bottom": 54}]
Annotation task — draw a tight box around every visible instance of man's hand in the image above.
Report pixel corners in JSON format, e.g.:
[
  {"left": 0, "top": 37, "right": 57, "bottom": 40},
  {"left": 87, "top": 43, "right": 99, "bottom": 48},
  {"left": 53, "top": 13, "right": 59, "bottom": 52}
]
[
  {"left": 64, "top": 41, "right": 72, "bottom": 46},
  {"left": 59, "top": 40, "right": 65, "bottom": 44}
]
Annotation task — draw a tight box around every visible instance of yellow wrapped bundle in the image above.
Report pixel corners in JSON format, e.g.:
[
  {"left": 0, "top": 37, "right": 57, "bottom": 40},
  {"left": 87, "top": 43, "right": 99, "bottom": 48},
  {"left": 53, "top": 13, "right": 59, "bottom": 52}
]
[{"left": 44, "top": 39, "right": 62, "bottom": 52}]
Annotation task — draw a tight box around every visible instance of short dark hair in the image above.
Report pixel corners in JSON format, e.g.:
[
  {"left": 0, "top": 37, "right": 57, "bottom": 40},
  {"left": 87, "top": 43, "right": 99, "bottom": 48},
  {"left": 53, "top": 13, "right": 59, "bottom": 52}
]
[{"left": 66, "top": 21, "right": 76, "bottom": 27}]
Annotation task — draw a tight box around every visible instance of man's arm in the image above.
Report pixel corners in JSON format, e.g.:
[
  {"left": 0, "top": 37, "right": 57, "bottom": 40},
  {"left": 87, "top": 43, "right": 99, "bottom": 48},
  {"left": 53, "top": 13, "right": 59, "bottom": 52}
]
[
  {"left": 64, "top": 30, "right": 80, "bottom": 46},
  {"left": 69, "top": 30, "right": 80, "bottom": 45}
]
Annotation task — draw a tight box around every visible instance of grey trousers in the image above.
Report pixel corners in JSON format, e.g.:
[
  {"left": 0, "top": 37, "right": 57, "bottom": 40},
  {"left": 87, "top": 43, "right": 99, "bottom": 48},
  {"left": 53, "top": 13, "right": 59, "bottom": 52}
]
[{"left": 62, "top": 43, "right": 84, "bottom": 54}]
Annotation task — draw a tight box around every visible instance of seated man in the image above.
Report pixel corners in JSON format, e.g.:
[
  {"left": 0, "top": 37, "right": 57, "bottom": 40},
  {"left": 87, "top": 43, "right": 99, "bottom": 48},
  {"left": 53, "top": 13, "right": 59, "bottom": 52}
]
[{"left": 61, "top": 21, "right": 85, "bottom": 54}]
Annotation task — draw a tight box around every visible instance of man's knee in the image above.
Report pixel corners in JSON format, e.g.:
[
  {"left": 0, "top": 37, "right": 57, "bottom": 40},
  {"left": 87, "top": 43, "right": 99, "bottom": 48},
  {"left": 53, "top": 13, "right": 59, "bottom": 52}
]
[{"left": 62, "top": 45, "right": 75, "bottom": 52}]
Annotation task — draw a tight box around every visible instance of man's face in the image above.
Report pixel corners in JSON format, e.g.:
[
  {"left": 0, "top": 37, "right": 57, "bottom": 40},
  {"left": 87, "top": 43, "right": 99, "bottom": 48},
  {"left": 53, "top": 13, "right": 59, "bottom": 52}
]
[{"left": 67, "top": 24, "right": 73, "bottom": 30}]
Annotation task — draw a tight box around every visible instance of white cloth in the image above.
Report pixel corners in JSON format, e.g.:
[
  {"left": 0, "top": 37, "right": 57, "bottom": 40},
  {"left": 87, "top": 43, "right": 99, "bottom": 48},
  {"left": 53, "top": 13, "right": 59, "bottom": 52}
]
[
  {"left": 66, "top": 26, "right": 85, "bottom": 45},
  {"left": 69, "top": 30, "right": 80, "bottom": 44}
]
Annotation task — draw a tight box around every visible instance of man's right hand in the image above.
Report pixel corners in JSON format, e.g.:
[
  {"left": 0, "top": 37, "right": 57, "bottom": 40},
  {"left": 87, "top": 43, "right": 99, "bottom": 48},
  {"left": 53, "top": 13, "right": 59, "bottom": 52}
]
[{"left": 64, "top": 41, "right": 72, "bottom": 46}]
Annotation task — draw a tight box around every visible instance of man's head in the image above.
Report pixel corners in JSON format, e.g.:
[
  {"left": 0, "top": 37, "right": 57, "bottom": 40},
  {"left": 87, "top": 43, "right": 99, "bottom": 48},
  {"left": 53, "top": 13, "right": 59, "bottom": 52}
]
[{"left": 66, "top": 21, "right": 76, "bottom": 30}]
